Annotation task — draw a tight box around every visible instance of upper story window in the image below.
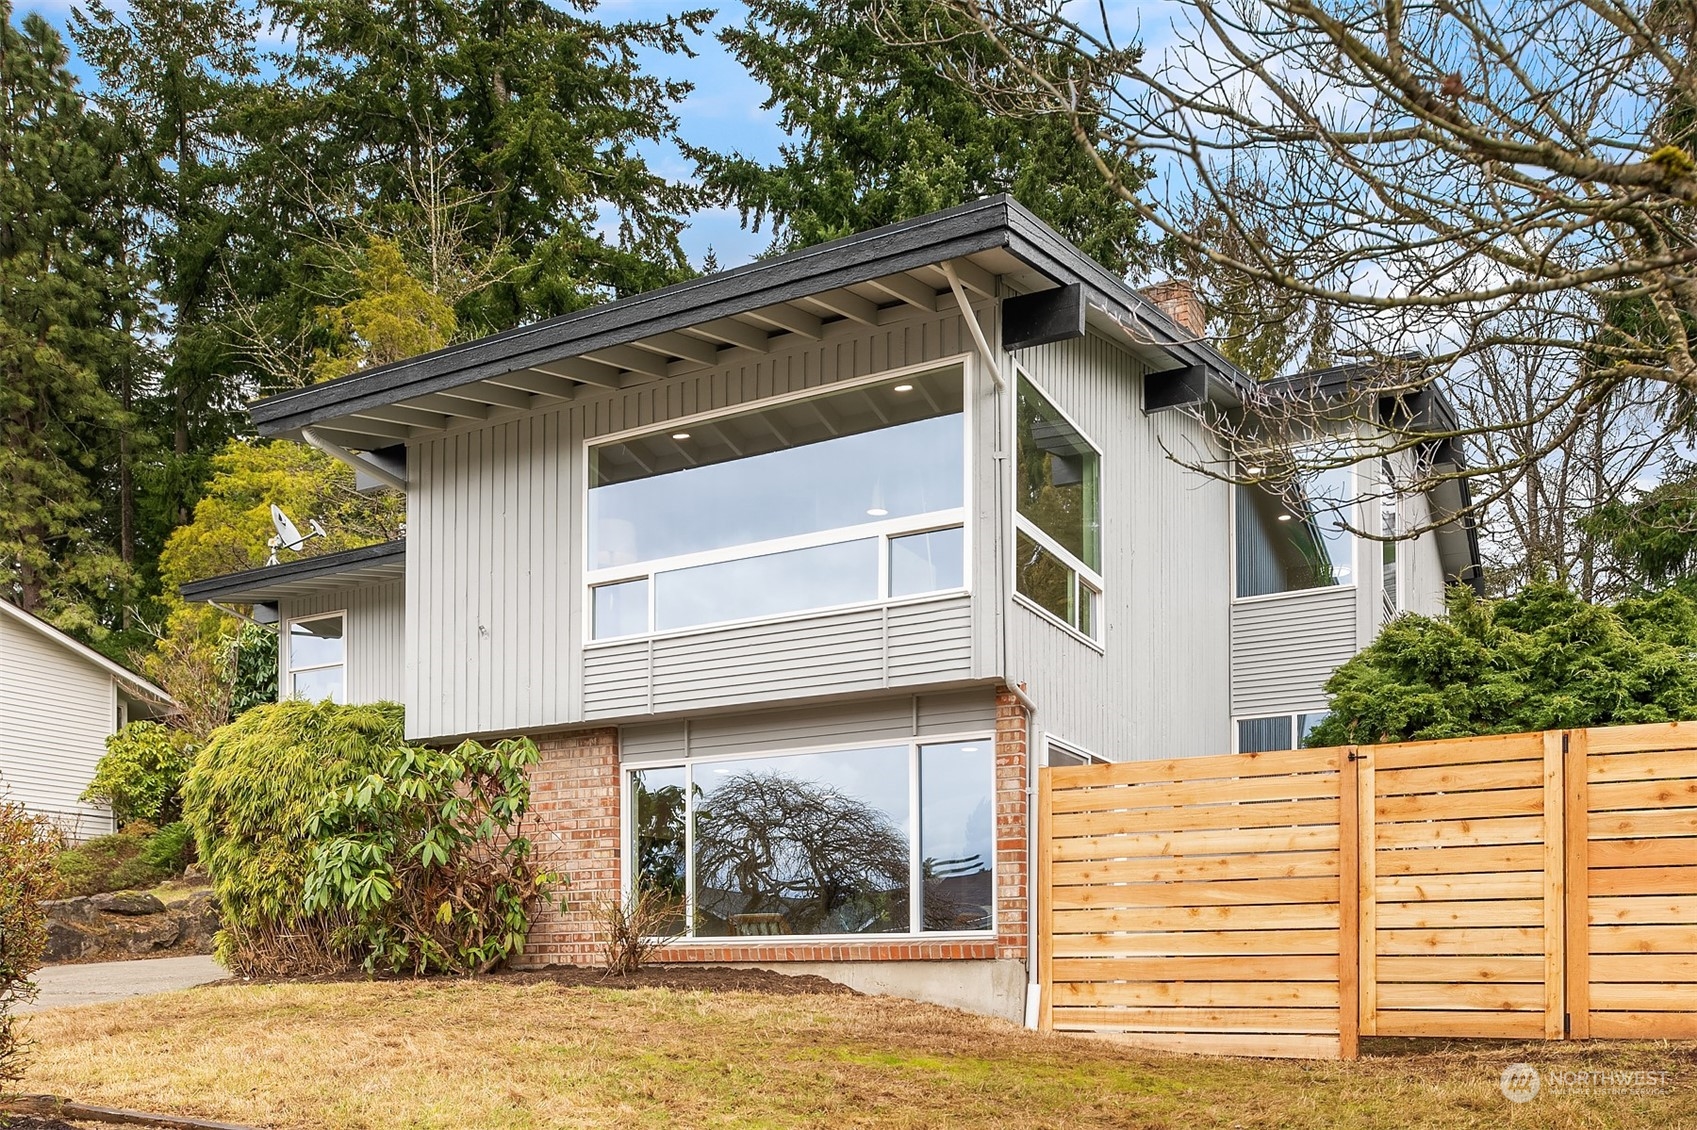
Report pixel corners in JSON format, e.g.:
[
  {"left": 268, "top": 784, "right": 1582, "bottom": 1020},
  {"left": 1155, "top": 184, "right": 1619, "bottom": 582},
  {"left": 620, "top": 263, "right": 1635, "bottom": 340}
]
[
  {"left": 1235, "top": 464, "right": 1356, "bottom": 599},
  {"left": 587, "top": 365, "right": 967, "bottom": 640},
  {"left": 286, "top": 612, "right": 345, "bottom": 702},
  {"left": 1013, "top": 374, "right": 1101, "bottom": 637}
]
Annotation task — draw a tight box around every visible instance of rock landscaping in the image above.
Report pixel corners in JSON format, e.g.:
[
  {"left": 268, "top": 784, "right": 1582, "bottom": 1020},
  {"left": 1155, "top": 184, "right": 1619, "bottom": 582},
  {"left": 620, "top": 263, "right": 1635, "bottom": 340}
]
[{"left": 42, "top": 888, "right": 218, "bottom": 964}]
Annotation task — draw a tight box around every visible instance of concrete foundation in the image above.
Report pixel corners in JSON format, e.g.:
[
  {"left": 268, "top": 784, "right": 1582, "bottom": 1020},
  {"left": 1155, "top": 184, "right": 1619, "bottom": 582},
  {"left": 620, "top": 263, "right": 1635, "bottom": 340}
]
[{"left": 723, "top": 958, "right": 1029, "bottom": 1023}]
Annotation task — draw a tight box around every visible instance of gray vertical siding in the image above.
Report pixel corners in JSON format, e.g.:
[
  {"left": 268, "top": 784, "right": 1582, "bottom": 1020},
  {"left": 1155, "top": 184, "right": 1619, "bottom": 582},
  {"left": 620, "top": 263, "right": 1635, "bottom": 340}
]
[
  {"left": 1229, "top": 586, "right": 1358, "bottom": 717},
  {"left": 279, "top": 581, "right": 406, "bottom": 705},
  {"left": 617, "top": 688, "right": 997, "bottom": 764},
  {"left": 1003, "top": 332, "right": 1234, "bottom": 762},
  {"left": 405, "top": 303, "right": 1000, "bottom": 742}
]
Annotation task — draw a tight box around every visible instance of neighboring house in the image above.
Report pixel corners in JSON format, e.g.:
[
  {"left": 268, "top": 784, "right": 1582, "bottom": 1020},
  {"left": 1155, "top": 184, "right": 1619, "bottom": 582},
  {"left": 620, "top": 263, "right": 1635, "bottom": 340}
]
[
  {"left": 0, "top": 600, "right": 174, "bottom": 840},
  {"left": 182, "top": 197, "right": 1480, "bottom": 1020}
]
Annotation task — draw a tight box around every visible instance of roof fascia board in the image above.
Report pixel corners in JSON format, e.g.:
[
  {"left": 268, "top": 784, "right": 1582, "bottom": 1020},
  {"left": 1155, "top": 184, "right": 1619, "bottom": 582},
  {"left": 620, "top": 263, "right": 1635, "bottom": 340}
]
[
  {"left": 250, "top": 198, "right": 1025, "bottom": 437},
  {"left": 179, "top": 541, "right": 407, "bottom": 603}
]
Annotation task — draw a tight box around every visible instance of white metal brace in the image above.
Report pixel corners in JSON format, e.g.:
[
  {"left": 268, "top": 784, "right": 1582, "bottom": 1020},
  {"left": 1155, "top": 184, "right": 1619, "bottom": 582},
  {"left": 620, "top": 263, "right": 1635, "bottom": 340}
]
[
  {"left": 941, "top": 261, "right": 1006, "bottom": 392},
  {"left": 301, "top": 427, "right": 409, "bottom": 492}
]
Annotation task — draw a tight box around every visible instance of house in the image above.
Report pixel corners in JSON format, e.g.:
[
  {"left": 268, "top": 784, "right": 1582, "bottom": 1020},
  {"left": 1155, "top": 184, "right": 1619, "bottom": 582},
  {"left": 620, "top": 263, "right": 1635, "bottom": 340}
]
[
  {"left": 181, "top": 197, "right": 1480, "bottom": 1020},
  {"left": 0, "top": 600, "right": 174, "bottom": 839}
]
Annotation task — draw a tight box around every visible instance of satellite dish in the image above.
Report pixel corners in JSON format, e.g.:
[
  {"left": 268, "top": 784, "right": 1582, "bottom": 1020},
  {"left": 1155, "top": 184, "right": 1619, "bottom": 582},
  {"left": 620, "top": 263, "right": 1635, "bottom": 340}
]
[{"left": 266, "top": 505, "right": 327, "bottom": 565}]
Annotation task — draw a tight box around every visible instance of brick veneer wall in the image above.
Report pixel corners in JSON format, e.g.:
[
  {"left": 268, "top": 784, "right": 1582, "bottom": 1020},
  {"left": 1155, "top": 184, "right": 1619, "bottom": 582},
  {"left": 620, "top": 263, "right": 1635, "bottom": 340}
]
[{"left": 513, "top": 688, "right": 1031, "bottom": 969}]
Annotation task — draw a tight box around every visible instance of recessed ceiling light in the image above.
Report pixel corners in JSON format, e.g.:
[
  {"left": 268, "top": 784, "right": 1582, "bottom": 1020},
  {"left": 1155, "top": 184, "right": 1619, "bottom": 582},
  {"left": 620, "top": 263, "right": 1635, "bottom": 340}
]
[
  {"left": 866, "top": 507, "right": 889, "bottom": 517},
  {"left": 1244, "top": 465, "right": 1263, "bottom": 475},
  {"left": 961, "top": 746, "right": 979, "bottom": 752},
  {"left": 671, "top": 432, "right": 691, "bottom": 440},
  {"left": 893, "top": 383, "right": 914, "bottom": 392},
  {"left": 1276, "top": 514, "right": 1293, "bottom": 521}
]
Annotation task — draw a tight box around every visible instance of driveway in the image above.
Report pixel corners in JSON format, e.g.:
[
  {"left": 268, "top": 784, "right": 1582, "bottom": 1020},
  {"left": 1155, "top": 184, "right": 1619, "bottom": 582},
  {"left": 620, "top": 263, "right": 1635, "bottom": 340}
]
[{"left": 19, "top": 955, "right": 225, "bottom": 1013}]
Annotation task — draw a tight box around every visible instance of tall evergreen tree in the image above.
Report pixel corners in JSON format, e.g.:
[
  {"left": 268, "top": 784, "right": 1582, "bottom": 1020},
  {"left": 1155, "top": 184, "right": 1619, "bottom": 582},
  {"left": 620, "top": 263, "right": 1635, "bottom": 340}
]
[
  {"left": 0, "top": 6, "right": 131, "bottom": 627},
  {"left": 693, "top": 0, "right": 1148, "bottom": 273}
]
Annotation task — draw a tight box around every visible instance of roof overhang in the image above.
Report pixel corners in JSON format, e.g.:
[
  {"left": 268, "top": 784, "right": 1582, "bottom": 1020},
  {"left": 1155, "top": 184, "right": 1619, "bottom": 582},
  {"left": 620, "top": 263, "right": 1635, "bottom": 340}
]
[
  {"left": 246, "top": 195, "right": 1248, "bottom": 450},
  {"left": 179, "top": 541, "right": 407, "bottom": 604}
]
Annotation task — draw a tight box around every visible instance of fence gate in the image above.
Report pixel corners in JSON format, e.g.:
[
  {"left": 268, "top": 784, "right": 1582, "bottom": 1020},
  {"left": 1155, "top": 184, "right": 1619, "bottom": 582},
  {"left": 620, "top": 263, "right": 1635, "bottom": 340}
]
[{"left": 1356, "top": 733, "right": 1565, "bottom": 1039}]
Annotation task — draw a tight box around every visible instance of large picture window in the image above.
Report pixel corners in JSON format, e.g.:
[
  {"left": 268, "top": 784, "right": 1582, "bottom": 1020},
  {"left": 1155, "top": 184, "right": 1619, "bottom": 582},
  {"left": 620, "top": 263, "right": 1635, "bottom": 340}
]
[
  {"left": 1235, "top": 465, "right": 1356, "bottom": 598},
  {"left": 1014, "top": 374, "right": 1101, "bottom": 637},
  {"left": 588, "top": 366, "right": 967, "bottom": 639},
  {"left": 629, "top": 739, "right": 994, "bottom": 939},
  {"left": 285, "top": 612, "right": 345, "bottom": 703}
]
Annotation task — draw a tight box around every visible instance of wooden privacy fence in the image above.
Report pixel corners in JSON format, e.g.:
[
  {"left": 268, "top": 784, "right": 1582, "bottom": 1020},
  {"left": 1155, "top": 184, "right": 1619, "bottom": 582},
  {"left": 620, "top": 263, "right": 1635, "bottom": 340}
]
[{"left": 1037, "top": 721, "right": 1697, "bottom": 1059}]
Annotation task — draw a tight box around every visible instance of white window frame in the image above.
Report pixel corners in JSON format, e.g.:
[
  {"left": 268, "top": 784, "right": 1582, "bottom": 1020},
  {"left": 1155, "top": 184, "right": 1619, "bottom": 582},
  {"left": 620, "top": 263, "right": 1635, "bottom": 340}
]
[
  {"left": 1044, "top": 736, "right": 1106, "bottom": 767},
  {"left": 284, "top": 611, "right": 347, "bottom": 703},
  {"left": 1233, "top": 710, "right": 1330, "bottom": 754},
  {"left": 1010, "top": 367, "right": 1105, "bottom": 643},
  {"left": 582, "top": 357, "right": 976, "bottom": 644},
  {"left": 622, "top": 730, "right": 998, "bottom": 943},
  {"left": 1230, "top": 460, "right": 1361, "bottom": 605}
]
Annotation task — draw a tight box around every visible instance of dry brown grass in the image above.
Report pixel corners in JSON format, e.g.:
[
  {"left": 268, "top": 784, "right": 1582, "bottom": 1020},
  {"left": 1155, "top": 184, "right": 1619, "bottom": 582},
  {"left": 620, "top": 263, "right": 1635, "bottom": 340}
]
[{"left": 13, "top": 980, "right": 1696, "bottom": 1129}]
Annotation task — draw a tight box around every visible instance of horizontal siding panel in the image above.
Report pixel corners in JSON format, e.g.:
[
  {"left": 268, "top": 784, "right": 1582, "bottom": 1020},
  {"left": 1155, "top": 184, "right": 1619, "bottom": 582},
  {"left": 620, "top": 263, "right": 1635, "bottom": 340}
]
[
  {"left": 1231, "top": 588, "right": 1358, "bottom": 716},
  {"left": 916, "top": 688, "right": 996, "bottom": 734},
  {"left": 887, "top": 597, "right": 974, "bottom": 683},
  {"left": 0, "top": 615, "right": 119, "bottom": 837}
]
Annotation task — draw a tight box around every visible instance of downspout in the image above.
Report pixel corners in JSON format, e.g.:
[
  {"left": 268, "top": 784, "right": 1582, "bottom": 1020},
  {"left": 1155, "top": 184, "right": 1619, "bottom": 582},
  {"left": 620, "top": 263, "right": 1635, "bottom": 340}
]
[{"left": 301, "top": 427, "right": 409, "bottom": 492}]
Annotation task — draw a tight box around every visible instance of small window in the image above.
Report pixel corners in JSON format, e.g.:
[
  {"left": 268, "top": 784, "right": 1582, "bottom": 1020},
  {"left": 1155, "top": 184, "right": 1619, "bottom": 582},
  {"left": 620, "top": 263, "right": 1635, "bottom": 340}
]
[
  {"left": 1236, "top": 465, "right": 1356, "bottom": 598},
  {"left": 1237, "top": 711, "right": 1331, "bottom": 753},
  {"left": 286, "top": 613, "right": 345, "bottom": 703},
  {"left": 1014, "top": 375, "right": 1102, "bottom": 636},
  {"left": 1381, "top": 460, "right": 1400, "bottom": 621}
]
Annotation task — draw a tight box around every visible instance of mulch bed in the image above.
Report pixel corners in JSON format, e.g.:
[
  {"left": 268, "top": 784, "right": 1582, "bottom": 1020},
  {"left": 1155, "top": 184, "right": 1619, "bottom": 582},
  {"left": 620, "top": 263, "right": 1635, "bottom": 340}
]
[{"left": 241, "top": 964, "right": 857, "bottom": 996}]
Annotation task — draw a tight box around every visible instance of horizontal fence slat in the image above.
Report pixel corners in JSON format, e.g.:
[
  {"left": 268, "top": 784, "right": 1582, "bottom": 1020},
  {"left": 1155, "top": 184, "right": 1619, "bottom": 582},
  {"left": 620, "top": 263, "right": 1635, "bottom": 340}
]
[
  {"left": 1047, "top": 747, "right": 1341, "bottom": 790},
  {"left": 1375, "top": 956, "right": 1546, "bottom": 983},
  {"left": 1589, "top": 924, "right": 1697, "bottom": 953},
  {"left": 1052, "top": 852, "right": 1341, "bottom": 886},
  {"left": 1085, "top": 1031, "right": 1342, "bottom": 1059},
  {"left": 1375, "top": 787, "right": 1543, "bottom": 823},
  {"left": 1375, "top": 761, "right": 1543, "bottom": 797},
  {"left": 1369, "top": 733, "right": 1547, "bottom": 771},
  {"left": 1589, "top": 808, "right": 1697, "bottom": 839},
  {"left": 1375, "top": 927, "right": 1544, "bottom": 956},
  {"left": 1051, "top": 903, "right": 1341, "bottom": 935},
  {"left": 1054, "top": 980, "right": 1340, "bottom": 1010},
  {"left": 1373, "top": 843, "right": 1545, "bottom": 876},
  {"left": 1588, "top": 865, "right": 1697, "bottom": 896},
  {"left": 1588, "top": 836, "right": 1697, "bottom": 868},
  {"left": 1375, "top": 872, "right": 1544, "bottom": 902},
  {"left": 1050, "top": 876, "right": 1340, "bottom": 910},
  {"left": 1373, "top": 815, "right": 1545, "bottom": 849},
  {"left": 1588, "top": 749, "right": 1697, "bottom": 784},
  {"left": 1580, "top": 721, "right": 1697, "bottom": 755},
  {"left": 1050, "top": 955, "right": 1340, "bottom": 983},
  {"left": 1588, "top": 895, "right": 1697, "bottom": 925},
  {"left": 1048, "top": 1006, "right": 1339, "bottom": 1035},
  {"left": 1588, "top": 953, "right": 1697, "bottom": 982},
  {"left": 1588, "top": 778, "right": 1697, "bottom": 812},
  {"left": 1050, "top": 772, "right": 1340, "bottom": 813},
  {"left": 1051, "top": 825, "right": 1339, "bottom": 862},
  {"left": 1587, "top": 982, "right": 1697, "bottom": 1012},
  {"left": 1050, "top": 929, "right": 1340, "bottom": 958},
  {"left": 1587, "top": 1012, "right": 1697, "bottom": 1039},
  {"left": 1374, "top": 981, "right": 1545, "bottom": 1011},
  {"left": 1371, "top": 1011, "right": 1548, "bottom": 1039},
  {"left": 1376, "top": 899, "right": 1544, "bottom": 930},
  {"left": 1052, "top": 798, "right": 1339, "bottom": 837}
]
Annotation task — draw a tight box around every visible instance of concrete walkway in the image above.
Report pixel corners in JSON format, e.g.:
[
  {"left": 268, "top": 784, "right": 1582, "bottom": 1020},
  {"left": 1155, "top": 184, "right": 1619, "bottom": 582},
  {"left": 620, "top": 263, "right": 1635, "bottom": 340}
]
[{"left": 20, "top": 955, "right": 225, "bottom": 1013}]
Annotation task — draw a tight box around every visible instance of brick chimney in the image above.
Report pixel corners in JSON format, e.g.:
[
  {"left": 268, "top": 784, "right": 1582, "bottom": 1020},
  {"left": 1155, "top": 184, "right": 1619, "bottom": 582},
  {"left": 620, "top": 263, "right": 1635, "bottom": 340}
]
[{"left": 1139, "top": 279, "right": 1206, "bottom": 337}]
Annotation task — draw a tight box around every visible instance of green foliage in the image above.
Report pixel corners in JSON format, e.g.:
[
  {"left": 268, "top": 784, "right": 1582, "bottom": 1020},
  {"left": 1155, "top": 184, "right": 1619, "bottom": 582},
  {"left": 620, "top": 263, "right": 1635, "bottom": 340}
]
[
  {"left": 1308, "top": 583, "right": 1697, "bottom": 745},
  {"left": 696, "top": 0, "right": 1148, "bottom": 273},
  {"left": 303, "top": 737, "right": 557, "bottom": 975},
  {"left": 181, "top": 699, "right": 401, "bottom": 973},
  {"left": 1582, "top": 462, "right": 1697, "bottom": 596},
  {"left": 53, "top": 821, "right": 193, "bottom": 897},
  {"left": 0, "top": 801, "right": 61, "bottom": 1084},
  {"left": 311, "top": 238, "right": 457, "bottom": 383},
  {"left": 184, "top": 700, "right": 556, "bottom": 977},
  {"left": 0, "top": 4, "right": 136, "bottom": 624},
  {"left": 229, "top": 621, "right": 279, "bottom": 719},
  {"left": 82, "top": 721, "right": 197, "bottom": 825}
]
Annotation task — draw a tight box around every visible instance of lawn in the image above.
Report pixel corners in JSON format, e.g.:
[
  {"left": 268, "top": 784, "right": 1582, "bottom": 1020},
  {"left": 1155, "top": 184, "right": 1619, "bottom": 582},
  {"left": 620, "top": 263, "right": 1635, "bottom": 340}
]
[{"left": 13, "top": 977, "right": 1694, "bottom": 1129}]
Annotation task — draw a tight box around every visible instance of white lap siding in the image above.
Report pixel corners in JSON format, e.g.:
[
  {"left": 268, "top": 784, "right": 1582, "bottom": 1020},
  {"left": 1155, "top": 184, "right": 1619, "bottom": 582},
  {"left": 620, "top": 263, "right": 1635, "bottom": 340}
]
[
  {"left": 277, "top": 581, "right": 406, "bottom": 706},
  {"left": 0, "top": 612, "right": 119, "bottom": 838}
]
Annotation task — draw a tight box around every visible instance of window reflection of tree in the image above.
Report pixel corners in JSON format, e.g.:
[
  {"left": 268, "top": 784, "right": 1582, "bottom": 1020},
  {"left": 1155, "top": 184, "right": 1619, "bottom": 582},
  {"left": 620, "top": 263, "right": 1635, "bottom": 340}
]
[
  {"left": 922, "top": 854, "right": 992, "bottom": 932},
  {"left": 693, "top": 771, "right": 909, "bottom": 936},
  {"left": 633, "top": 773, "right": 688, "bottom": 934},
  {"left": 1016, "top": 388, "right": 1099, "bottom": 568}
]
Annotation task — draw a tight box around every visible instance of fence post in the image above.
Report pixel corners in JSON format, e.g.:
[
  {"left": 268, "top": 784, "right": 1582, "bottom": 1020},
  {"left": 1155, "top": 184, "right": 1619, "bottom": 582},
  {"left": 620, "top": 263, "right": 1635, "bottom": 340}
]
[
  {"left": 1036, "top": 765, "right": 1055, "bottom": 1033},
  {"left": 1542, "top": 729, "right": 1568, "bottom": 1040},
  {"left": 1355, "top": 745, "right": 1377, "bottom": 1037},
  {"left": 1338, "top": 745, "right": 1361, "bottom": 1060},
  {"left": 1564, "top": 727, "right": 1591, "bottom": 1039}
]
